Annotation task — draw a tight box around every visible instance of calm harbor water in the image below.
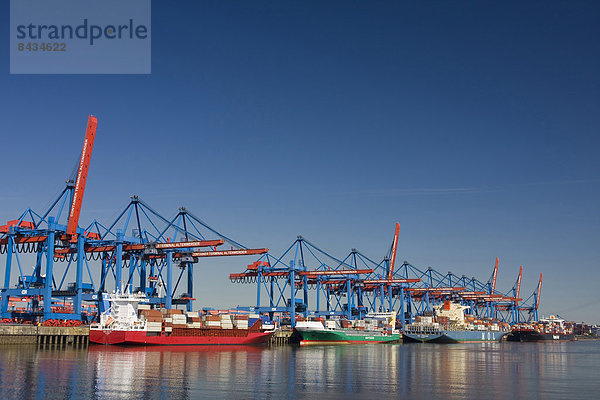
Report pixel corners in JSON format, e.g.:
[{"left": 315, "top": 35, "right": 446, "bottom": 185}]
[{"left": 0, "top": 341, "right": 598, "bottom": 399}]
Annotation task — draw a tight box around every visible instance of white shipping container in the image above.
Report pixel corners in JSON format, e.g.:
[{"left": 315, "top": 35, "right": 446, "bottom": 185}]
[
  {"left": 138, "top": 304, "right": 151, "bottom": 310},
  {"left": 147, "top": 326, "right": 162, "bottom": 332},
  {"left": 186, "top": 311, "right": 199, "bottom": 318},
  {"left": 165, "top": 327, "right": 173, "bottom": 332}
]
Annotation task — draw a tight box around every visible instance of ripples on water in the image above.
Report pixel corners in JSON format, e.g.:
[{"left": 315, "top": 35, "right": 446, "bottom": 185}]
[{"left": 0, "top": 342, "right": 598, "bottom": 399}]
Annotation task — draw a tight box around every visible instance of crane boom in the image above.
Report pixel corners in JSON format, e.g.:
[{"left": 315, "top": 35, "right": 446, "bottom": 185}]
[
  {"left": 387, "top": 222, "right": 400, "bottom": 279},
  {"left": 192, "top": 248, "right": 268, "bottom": 257},
  {"left": 491, "top": 257, "right": 499, "bottom": 292},
  {"left": 515, "top": 265, "right": 523, "bottom": 304},
  {"left": 67, "top": 115, "right": 98, "bottom": 237},
  {"left": 298, "top": 269, "right": 374, "bottom": 277},
  {"left": 535, "top": 273, "right": 543, "bottom": 310}
]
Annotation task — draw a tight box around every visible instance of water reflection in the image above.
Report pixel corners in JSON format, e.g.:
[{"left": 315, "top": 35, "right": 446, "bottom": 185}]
[{"left": 0, "top": 342, "right": 598, "bottom": 399}]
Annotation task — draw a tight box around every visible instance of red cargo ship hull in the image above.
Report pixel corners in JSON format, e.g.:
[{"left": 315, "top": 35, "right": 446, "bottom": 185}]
[{"left": 90, "top": 329, "right": 273, "bottom": 345}]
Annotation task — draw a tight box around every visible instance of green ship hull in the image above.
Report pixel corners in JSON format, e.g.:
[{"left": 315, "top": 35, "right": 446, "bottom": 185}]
[{"left": 297, "top": 329, "right": 400, "bottom": 345}]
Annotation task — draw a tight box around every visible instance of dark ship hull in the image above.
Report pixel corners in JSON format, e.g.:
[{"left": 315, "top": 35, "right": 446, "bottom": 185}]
[{"left": 506, "top": 329, "right": 574, "bottom": 342}]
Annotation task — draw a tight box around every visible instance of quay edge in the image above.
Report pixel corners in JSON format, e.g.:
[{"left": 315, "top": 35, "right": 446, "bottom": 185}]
[{"left": 0, "top": 325, "right": 89, "bottom": 346}]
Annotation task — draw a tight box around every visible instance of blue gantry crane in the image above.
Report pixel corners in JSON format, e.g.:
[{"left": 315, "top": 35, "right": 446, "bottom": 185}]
[
  {"left": 229, "top": 224, "right": 544, "bottom": 327},
  {"left": 0, "top": 116, "right": 544, "bottom": 325},
  {"left": 0, "top": 116, "right": 267, "bottom": 322}
]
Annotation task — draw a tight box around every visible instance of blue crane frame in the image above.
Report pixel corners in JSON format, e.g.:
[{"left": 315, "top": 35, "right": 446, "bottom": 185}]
[
  {"left": 0, "top": 188, "right": 542, "bottom": 324},
  {"left": 0, "top": 184, "right": 266, "bottom": 321},
  {"left": 229, "top": 230, "right": 543, "bottom": 327}
]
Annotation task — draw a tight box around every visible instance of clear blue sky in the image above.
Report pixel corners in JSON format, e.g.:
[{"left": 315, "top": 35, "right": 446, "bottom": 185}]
[{"left": 1, "top": 1, "right": 598, "bottom": 321}]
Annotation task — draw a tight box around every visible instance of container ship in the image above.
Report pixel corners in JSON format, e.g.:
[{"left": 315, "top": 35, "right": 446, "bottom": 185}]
[
  {"left": 295, "top": 312, "right": 400, "bottom": 345},
  {"left": 402, "top": 301, "right": 509, "bottom": 343},
  {"left": 506, "top": 315, "right": 574, "bottom": 342},
  {"left": 89, "top": 291, "right": 274, "bottom": 345}
]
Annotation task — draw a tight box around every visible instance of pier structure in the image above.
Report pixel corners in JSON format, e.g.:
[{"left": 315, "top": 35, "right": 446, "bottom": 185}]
[{"left": 0, "top": 324, "right": 88, "bottom": 347}]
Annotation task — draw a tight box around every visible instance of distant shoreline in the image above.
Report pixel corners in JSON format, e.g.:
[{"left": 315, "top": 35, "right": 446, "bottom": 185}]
[{"left": 575, "top": 335, "right": 600, "bottom": 341}]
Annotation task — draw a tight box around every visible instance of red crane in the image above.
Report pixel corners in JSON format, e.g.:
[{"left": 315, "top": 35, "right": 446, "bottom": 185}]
[
  {"left": 535, "top": 273, "right": 543, "bottom": 311},
  {"left": 515, "top": 265, "right": 523, "bottom": 305},
  {"left": 67, "top": 115, "right": 98, "bottom": 239},
  {"left": 388, "top": 222, "right": 400, "bottom": 280},
  {"left": 491, "top": 257, "right": 499, "bottom": 292}
]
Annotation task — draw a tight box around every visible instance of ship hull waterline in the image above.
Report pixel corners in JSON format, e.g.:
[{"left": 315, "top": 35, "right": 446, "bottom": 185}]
[
  {"left": 402, "top": 330, "right": 508, "bottom": 344},
  {"left": 90, "top": 329, "right": 273, "bottom": 346},
  {"left": 506, "top": 330, "right": 575, "bottom": 342},
  {"left": 296, "top": 329, "right": 400, "bottom": 345}
]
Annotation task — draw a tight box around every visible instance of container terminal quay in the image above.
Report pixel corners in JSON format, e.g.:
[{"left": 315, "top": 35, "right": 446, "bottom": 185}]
[{"left": 0, "top": 116, "right": 594, "bottom": 346}]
